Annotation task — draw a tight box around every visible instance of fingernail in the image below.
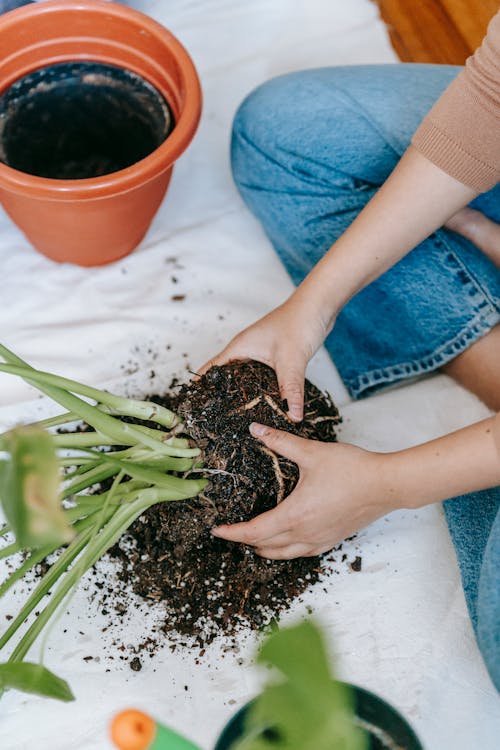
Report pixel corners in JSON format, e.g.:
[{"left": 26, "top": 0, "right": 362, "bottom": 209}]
[{"left": 250, "top": 422, "right": 266, "bottom": 437}]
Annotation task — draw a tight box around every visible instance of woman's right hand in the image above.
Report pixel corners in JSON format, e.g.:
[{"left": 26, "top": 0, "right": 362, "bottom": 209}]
[{"left": 199, "top": 295, "right": 333, "bottom": 421}]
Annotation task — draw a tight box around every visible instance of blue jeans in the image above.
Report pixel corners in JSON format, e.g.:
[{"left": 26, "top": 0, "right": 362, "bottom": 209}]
[{"left": 230, "top": 64, "right": 500, "bottom": 689}]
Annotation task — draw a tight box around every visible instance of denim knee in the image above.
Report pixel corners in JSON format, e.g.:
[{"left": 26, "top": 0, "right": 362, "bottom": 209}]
[
  {"left": 230, "top": 71, "right": 361, "bottom": 189},
  {"left": 231, "top": 68, "right": 405, "bottom": 195},
  {"left": 231, "top": 68, "right": 376, "bottom": 189}
]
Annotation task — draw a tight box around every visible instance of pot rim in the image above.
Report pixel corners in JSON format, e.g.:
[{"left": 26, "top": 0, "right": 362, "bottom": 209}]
[
  {"left": 0, "top": 0, "right": 202, "bottom": 200},
  {"left": 214, "top": 685, "right": 425, "bottom": 750}
]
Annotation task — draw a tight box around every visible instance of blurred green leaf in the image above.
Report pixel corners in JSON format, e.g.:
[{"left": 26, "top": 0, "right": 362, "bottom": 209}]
[
  {"left": 0, "top": 426, "right": 73, "bottom": 548},
  {"left": 233, "top": 621, "right": 367, "bottom": 750},
  {"left": 0, "top": 661, "right": 74, "bottom": 702},
  {"left": 258, "top": 619, "right": 333, "bottom": 687}
]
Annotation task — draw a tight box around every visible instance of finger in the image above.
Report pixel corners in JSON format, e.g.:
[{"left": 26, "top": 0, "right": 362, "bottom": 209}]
[
  {"left": 211, "top": 503, "right": 291, "bottom": 546},
  {"left": 275, "top": 362, "right": 305, "bottom": 422},
  {"left": 254, "top": 543, "right": 313, "bottom": 560},
  {"left": 196, "top": 356, "right": 219, "bottom": 378},
  {"left": 249, "top": 422, "right": 313, "bottom": 465},
  {"left": 196, "top": 349, "right": 252, "bottom": 378}
]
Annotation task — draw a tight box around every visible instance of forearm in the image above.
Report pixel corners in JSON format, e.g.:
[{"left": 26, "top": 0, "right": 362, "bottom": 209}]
[
  {"left": 291, "top": 146, "right": 478, "bottom": 329},
  {"left": 385, "top": 412, "right": 500, "bottom": 510}
]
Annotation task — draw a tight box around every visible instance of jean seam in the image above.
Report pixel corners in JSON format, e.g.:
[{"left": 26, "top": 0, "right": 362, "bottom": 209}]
[
  {"left": 234, "top": 87, "right": 392, "bottom": 194},
  {"left": 346, "top": 309, "right": 499, "bottom": 397},
  {"left": 277, "top": 145, "right": 380, "bottom": 193},
  {"left": 343, "top": 229, "right": 500, "bottom": 398},
  {"left": 327, "top": 83, "right": 405, "bottom": 161},
  {"left": 439, "top": 230, "right": 500, "bottom": 310},
  {"left": 233, "top": 126, "right": 338, "bottom": 196}
]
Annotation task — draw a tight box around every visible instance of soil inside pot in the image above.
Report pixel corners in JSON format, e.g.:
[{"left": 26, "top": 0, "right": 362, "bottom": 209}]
[
  {"left": 110, "top": 361, "right": 342, "bottom": 645},
  {"left": 0, "top": 62, "right": 174, "bottom": 178}
]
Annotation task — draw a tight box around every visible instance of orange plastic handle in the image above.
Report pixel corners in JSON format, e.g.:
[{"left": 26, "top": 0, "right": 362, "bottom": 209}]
[{"left": 110, "top": 709, "right": 156, "bottom": 750}]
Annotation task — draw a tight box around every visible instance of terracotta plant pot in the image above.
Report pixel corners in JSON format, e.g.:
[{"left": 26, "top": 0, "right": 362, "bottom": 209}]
[
  {"left": 0, "top": 0, "right": 202, "bottom": 265},
  {"left": 214, "top": 687, "right": 425, "bottom": 750}
]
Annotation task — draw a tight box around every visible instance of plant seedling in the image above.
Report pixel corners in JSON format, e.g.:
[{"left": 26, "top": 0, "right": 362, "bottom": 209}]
[
  {"left": 0, "top": 342, "right": 207, "bottom": 701},
  {"left": 232, "top": 620, "right": 367, "bottom": 750}
]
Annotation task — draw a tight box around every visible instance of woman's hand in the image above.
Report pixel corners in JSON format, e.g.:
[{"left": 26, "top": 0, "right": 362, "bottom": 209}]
[
  {"left": 211, "top": 415, "right": 500, "bottom": 560},
  {"left": 211, "top": 422, "right": 398, "bottom": 559},
  {"left": 199, "top": 296, "right": 333, "bottom": 421}
]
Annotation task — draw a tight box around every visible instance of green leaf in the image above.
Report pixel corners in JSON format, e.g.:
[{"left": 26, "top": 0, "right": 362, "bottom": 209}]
[
  {"left": 0, "top": 661, "right": 74, "bottom": 702},
  {"left": 258, "top": 620, "right": 333, "bottom": 687},
  {"left": 0, "top": 426, "right": 74, "bottom": 548},
  {"left": 233, "top": 621, "right": 367, "bottom": 750}
]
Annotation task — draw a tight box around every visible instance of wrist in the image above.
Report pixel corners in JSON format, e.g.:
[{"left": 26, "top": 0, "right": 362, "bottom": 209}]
[
  {"left": 381, "top": 416, "right": 500, "bottom": 511},
  {"left": 382, "top": 450, "right": 437, "bottom": 510},
  {"left": 286, "top": 285, "right": 337, "bottom": 340}
]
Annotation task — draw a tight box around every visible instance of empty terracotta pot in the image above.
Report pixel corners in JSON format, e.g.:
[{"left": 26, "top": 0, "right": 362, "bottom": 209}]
[{"left": 0, "top": 0, "right": 202, "bottom": 265}]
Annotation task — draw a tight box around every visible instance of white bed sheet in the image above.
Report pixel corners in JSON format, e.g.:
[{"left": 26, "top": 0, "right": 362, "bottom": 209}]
[{"left": 0, "top": 2, "right": 499, "bottom": 748}]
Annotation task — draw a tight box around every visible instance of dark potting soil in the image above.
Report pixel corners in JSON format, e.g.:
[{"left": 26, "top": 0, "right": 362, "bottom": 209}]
[
  {"left": 0, "top": 62, "right": 174, "bottom": 179},
  {"left": 110, "top": 360, "right": 342, "bottom": 644}
]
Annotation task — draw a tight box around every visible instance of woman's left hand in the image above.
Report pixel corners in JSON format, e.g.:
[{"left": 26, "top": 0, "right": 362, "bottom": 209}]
[{"left": 211, "top": 423, "right": 400, "bottom": 559}]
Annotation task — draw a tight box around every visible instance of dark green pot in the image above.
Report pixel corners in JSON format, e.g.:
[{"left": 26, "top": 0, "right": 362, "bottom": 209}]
[{"left": 214, "top": 683, "right": 424, "bottom": 750}]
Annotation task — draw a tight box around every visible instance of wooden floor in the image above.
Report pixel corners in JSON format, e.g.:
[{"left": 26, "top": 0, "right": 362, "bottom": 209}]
[{"left": 376, "top": 0, "right": 499, "bottom": 64}]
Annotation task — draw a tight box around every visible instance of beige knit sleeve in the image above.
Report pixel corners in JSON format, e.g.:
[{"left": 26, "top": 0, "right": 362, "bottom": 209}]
[{"left": 412, "top": 10, "right": 500, "bottom": 192}]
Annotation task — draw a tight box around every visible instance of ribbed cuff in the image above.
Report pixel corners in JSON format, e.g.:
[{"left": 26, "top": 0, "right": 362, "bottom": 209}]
[{"left": 412, "top": 121, "right": 500, "bottom": 193}]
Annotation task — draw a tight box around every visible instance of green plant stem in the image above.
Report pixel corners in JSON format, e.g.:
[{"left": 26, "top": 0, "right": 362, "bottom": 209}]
[
  {"left": 0, "top": 355, "right": 177, "bottom": 427},
  {"left": 125, "top": 426, "right": 198, "bottom": 456},
  {"left": 62, "top": 451, "right": 196, "bottom": 499},
  {"left": 8, "top": 482, "right": 205, "bottom": 663},
  {"left": 79, "top": 451, "right": 206, "bottom": 498},
  {"left": 62, "top": 481, "right": 149, "bottom": 528},
  {"left": 96, "top": 402, "right": 177, "bottom": 428},
  {"left": 60, "top": 500, "right": 118, "bottom": 526},
  {"left": 29, "top": 412, "right": 80, "bottom": 430},
  {"left": 165, "top": 437, "right": 190, "bottom": 448},
  {"left": 0, "top": 501, "right": 120, "bottom": 650},
  {"left": 62, "top": 464, "right": 120, "bottom": 498},
  {"left": 59, "top": 457, "right": 96, "bottom": 468},
  {"left": 97, "top": 470, "right": 124, "bottom": 534},
  {"left": 2, "top": 473, "right": 205, "bottom": 661},
  {"left": 0, "top": 542, "right": 19, "bottom": 560},
  {"left": 52, "top": 432, "right": 117, "bottom": 448},
  {"left": 0, "top": 495, "right": 131, "bottom": 600},
  {"left": 52, "top": 429, "right": 199, "bottom": 458},
  {"left": 107, "top": 448, "right": 195, "bottom": 470},
  {"left": 0, "top": 363, "right": 185, "bottom": 458},
  {"left": 65, "top": 482, "right": 148, "bottom": 518},
  {"left": 0, "top": 527, "right": 96, "bottom": 651},
  {"left": 71, "top": 473, "right": 125, "bottom": 635},
  {"left": 62, "top": 459, "right": 107, "bottom": 480},
  {"left": 0, "top": 544, "right": 55, "bottom": 598}
]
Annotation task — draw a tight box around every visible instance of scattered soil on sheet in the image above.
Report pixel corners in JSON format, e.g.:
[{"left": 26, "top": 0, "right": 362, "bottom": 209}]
[{"left": 110, "top": 360, "right": 341, "bottom": 645}]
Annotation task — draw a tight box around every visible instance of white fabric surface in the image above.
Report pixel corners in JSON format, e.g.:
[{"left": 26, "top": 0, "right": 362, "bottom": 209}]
[{"left": 0, "top": 1, "right": 499, "bottom": 748}]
